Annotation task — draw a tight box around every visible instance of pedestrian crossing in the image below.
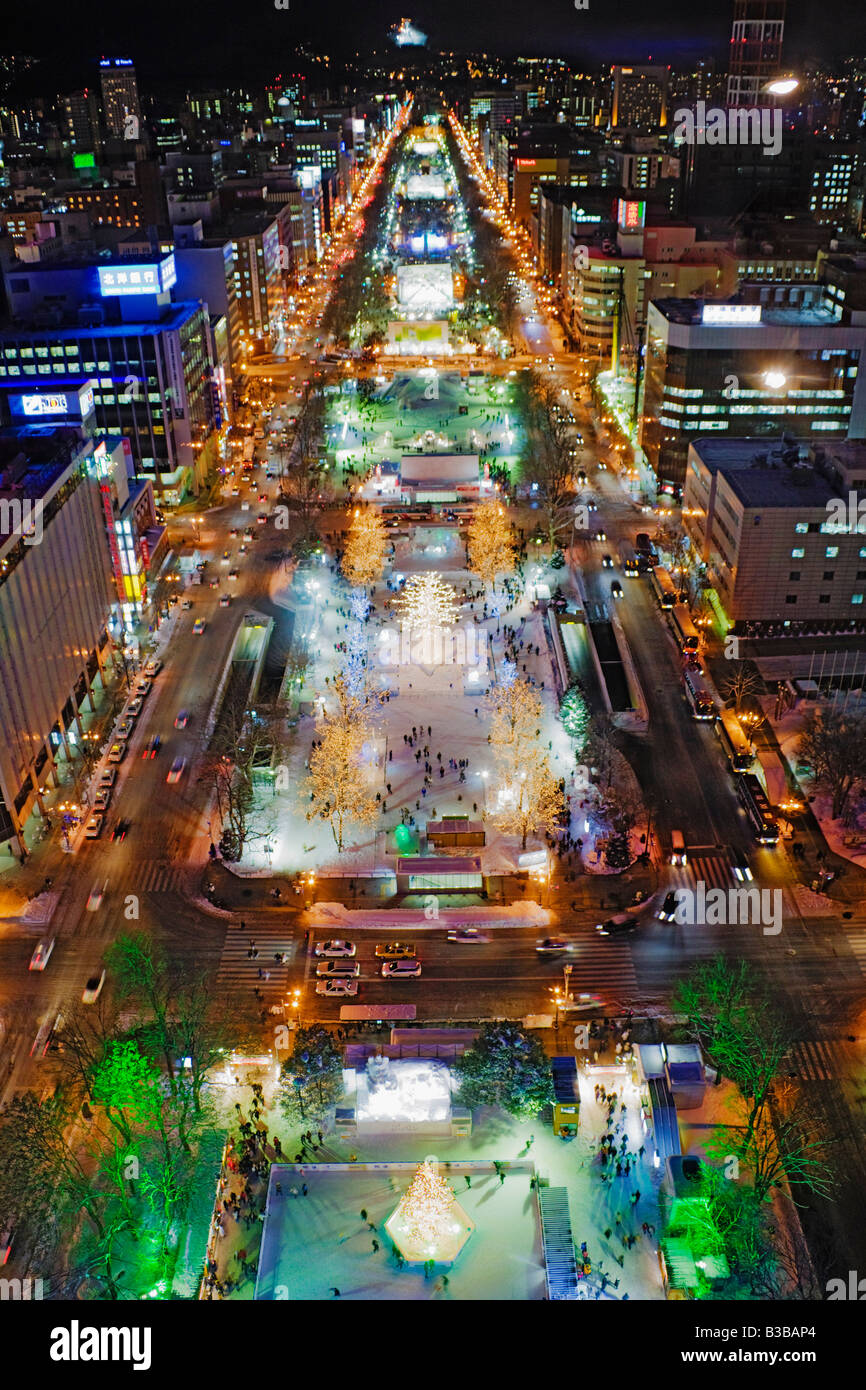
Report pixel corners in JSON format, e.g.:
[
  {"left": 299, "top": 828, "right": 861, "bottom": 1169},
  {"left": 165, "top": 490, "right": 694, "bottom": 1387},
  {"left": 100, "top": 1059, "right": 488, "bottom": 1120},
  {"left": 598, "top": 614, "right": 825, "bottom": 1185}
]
[
  {"left": 783, "top": 1039, "right": 846, "bottom": 1083},
  {"left": 109, "top": 863, "right": 188, "bottom": 895},
  {"left": 846, "top": 933, "right": 866, "bottom": 978},
  {"left": 215, "top": 921, "right": 301, "bottom": 1001},
  {"left": 566, "top": 937, "right": 638, "bottom": 996},
  {"left": 668, "top": 847, "right": 735, "bottom": 896}
]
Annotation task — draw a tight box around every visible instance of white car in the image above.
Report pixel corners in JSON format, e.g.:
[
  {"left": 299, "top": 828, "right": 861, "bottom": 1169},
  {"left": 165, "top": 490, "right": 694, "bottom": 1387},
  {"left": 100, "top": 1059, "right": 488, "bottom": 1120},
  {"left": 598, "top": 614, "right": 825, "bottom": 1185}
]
[
  {"left": 126, "top": 696, "right": 144, "bottom": 716},
  {"left": 315, "top": 960, "right": 360, "bottom": 978},
  {"left": 314, "top": 939, "right": 357, "bottom": 958},
  {"left": 116, "top": 717, "right": 136, "bottom": 738},
  {"left": 315, "top": 978, "right": 359, "bottom": 997},
  {"left": 134, "top": 678, "right": 152, "bottom": 699},
  {"left": 381, "top": 958, "right": 422, "bottom": 978},
  {"left": 93, "top": 788, "right": 112, "bottom": 812},
  {"left": 143, "top": 658, "right": 162, "bottom": 677},
  {"left": 82, "top": 970, "right": 106, "bottom": 1005},
  {"left": 446, "top": 928, "right": 491, "bottom": 944},
  {"left": 29, "top": 939, "right": 55, "bottom": 971},
  {"left": 98, "top": 768, "right": 117, "bottom": 789},
  {"left": 84, "top": 813, "right": 104, "bottom": 839}
]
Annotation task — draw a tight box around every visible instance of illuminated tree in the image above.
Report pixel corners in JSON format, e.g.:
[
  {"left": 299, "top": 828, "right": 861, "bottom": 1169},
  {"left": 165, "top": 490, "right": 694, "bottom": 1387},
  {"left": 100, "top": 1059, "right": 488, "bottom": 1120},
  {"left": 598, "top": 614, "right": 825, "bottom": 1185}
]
[
  {"left": 492, "top": 754, "right": 565, "bottom": 851},
  {"left": 559, "top": 684, "right": 590, "bottom": 754},
  {"left": 391, "top": 1160, "right": 458, "bottom": 1250},
  {"left": 487, "top": 674, "right": 542, "bottom": 762},
  {"left": 394, "top": 572, "right": 459, "bottom": 637},
  {"left": 455, "top": 1022, "right": 554, "bottom": 1118},
  {"left": 466, "top": 499, "right": 516, "bottom": 590},
  {"left": 341, "top": 506, "right": 389, "bottom": 587},
  {"left": 305, "top": 681, "right": 378, "bottom": 850}
]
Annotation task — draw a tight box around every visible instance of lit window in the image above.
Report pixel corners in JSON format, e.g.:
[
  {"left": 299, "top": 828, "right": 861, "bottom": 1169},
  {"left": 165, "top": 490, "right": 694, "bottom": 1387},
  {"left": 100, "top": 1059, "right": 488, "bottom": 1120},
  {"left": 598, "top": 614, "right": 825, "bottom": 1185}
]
[
  {"left": 791, "top": 547, "right": 805, "bottom": 558},
  {"left": 825, "top": 546, "right": 839, "bottom": 558}
]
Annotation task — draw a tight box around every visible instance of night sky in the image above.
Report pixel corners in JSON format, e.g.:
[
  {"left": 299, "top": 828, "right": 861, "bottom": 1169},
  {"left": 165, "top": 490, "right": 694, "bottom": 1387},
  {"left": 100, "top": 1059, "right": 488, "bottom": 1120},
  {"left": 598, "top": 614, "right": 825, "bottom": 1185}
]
[{"left": 2, "top": 0, "right": 863, "bottom": 93}]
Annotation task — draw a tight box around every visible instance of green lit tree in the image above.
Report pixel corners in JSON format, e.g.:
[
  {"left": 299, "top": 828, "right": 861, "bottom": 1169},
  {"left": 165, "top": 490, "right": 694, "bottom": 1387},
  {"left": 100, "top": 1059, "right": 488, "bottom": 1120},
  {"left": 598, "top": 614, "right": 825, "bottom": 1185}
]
[
  {"left": 454, "top": 1022, "right": 554, "bottom": 1120},
  {"left": 560, "top": 684, "right": 590, "bottom": 754}
]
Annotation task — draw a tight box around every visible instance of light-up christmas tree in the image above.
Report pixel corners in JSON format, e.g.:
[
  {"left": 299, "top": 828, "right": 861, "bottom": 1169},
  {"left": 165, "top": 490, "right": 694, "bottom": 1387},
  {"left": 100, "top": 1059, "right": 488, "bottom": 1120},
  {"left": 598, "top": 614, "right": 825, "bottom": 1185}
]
[
  {"left": 395, "top": 573, "right": 458, "bottom": 637},
  {"left": 385, "top": 1156, "right": 474, "bottom": 1265}
]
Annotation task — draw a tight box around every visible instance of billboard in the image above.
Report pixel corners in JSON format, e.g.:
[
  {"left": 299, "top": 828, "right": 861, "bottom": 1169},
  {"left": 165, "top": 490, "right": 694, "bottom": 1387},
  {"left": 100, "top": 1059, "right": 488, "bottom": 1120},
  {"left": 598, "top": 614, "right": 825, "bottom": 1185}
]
[
  {"left": 397, "top": 263, "right": 453, "bottom": 313},
  {"left": 11, "top": 385, "right": 94, "bottom": 419},
  {"left": 701, "top": 304, "right": 762, "bottom": 326},
  {"left": 98, "top": 253, "right": 176, "bottom": 297},
  {"left": 617, "top": 199, "right": 646, "bottom": 231}
]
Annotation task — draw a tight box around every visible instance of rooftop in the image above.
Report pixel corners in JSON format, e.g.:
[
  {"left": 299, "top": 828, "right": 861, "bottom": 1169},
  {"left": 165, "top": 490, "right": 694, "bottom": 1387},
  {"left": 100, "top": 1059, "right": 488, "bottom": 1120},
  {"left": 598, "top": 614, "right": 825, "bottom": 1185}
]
[
  {"left": 651, "top": 297, "right": 838, "bottom": 328},
  {"left": 689, "top": 437, "right": 838, "bottom": 508}
]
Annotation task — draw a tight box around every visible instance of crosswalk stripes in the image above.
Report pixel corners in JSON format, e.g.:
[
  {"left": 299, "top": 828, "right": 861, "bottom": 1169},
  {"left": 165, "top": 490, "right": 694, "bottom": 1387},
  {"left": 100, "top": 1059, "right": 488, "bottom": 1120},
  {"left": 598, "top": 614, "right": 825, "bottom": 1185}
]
[
  {"left": 567, "top": 937, "right": 638, "bottom": 993},
  {"left": 783, "top": 1039, "right": 842, "bottom": 1083},
  {"left": 847, "top": 933, "right": 866, "bottom": 978},
  {"left": 670, "top": 848, "right": 734, "bottom": 896},
  {"left": 216, "top": 922, "right": 301, "bottom": 1000},
  {"left": 112, "top": 864, "right": 188, "bottom": 895}
]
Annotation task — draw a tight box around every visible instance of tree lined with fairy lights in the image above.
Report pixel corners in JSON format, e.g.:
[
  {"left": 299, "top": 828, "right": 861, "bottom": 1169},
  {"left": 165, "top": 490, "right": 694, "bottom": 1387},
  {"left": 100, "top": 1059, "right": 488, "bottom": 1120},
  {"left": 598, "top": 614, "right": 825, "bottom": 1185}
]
[
  {"left": 341, "top": 507, "right": 389, "bottom": 588},
  {"left": 392, "top": 1159, "right": 458, "bottom": 1251},
  {"left": 559, "top": 684, "right": 590, "bottom": 754},
  {"left": 487, "top": 674, "right": 542, "bottom": 762},
  {"left": 304, "top": 676, "right": 378, "bottom": 851},
  {"left": 466, "top": 500, "right": 516, "bottom": 590},
  {"left": 394, "top": 572, "right": 459, "bottom": 636},
  {"left": 492, "top": 755, "right": 565, "bottom": 851}
]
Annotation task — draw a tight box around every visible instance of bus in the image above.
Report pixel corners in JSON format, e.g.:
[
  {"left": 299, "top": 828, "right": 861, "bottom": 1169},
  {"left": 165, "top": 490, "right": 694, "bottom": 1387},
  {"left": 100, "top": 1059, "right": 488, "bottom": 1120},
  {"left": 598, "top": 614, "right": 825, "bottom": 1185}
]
[
  {"left": 619, "top": 542, "right": 640, "bottom": 578},
  {"left": 737, "top": 772, "right": 780, "bottom": 844},
  {"left": 650, "top": 566, "right": 677, "bottom": 610},
  {"left": 715, "top": 709, "right": 754, "bottom": 772},
  {"left": 683, "top": 666, "right": 716, "bottom": 720},
  {"left": 242, "top": 436, "right": 255, "bottom": 468},
  {"left": 670, "top": 604, "right": 700, "bottom": 654}
]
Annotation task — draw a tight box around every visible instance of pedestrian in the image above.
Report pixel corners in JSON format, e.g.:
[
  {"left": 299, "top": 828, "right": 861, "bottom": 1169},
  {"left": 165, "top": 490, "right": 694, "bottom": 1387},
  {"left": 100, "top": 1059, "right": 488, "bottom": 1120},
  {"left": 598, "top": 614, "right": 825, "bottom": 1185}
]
[
  {"left": 604, "top": 1227, "right": 612, "bottom": 1240},
  {"left": 360, "top": 1208, "right": 367, "bottom": 1221},
  {"left": 371, "top": 1238, "right": 380, "bottom": 1253},
  {"left": 465, "top": 1175, "right": 471, "bottom": 1189},
  {"left": 330, "top": 1287, "right": 341, "bottom": 1297},
  {"left": 498, "top": 1171, "right": 505, "bottom": 1186},
  {"left": 302, "top": 1183, "right": 308, "bottom": 1196}
]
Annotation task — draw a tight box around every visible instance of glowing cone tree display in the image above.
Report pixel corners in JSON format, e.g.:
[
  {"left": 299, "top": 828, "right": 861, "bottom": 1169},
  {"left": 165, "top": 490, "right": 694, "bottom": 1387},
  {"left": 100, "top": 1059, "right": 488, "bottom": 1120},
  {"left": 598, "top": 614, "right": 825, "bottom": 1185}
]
[
  {"left": 466, "top": 500, "right": 516, "bottom": 590},
  {"left": 385, "top": 1157, "right": 474, "bottom": 1264},
  {"left": 341, "top": 507, "right": 389, "bottom": 587},
  {"left": 394, "top": 573, "right": 459, "bottom": 637}
]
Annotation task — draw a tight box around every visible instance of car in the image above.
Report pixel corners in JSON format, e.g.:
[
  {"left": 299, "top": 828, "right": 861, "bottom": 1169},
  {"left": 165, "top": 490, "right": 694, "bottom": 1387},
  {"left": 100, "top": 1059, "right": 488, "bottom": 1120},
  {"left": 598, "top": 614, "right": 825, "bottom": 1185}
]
[
  {"left": 602, "top": 553, "right": 614, "bottom": 568},
  {"left": 315, "top": 960, "right": 361, "bottom": 978},
  {"left": 98, "top": 767, "right": 117, "bottom": 788},
  {"left": 227, "top": 570, "right": 238, "bottom": 582},
  {"left": 221, "top": 550, "right": 231, "bottom": 564},
  {"left": 84, "top": 813, "right": 104, "bottom": 839},
  {"left": 670, "top": 830, "right": 687, "bottom": 866},
  {"left": 315, "top": 978, "right": 359, "bottom": 996},
  {"left": 143, "top": 734, "right": 161, "bottom": 759},
  {"left": 133, "top": 678, "right": 152, "bottom": 699},
  {"left": 193, "top": 619, "right": 207, "bottom": 635},
  {"left": 240, "top": 502, "right": 251, "bottom": 512},
  {"left": 731, "top": 850, "right": 754, "bottom": 882},
  {"left": 657, "top": 890, "right": 680, "bottom": 922},
  {"left": 229, "top": 527, "right": 239, "bottom": 538},
  {"left": 112, "top": 819, "right": 130, "bottom": 842},
  {"left": 611, "top": 580, "right": 624, "bottom": 599},
  {"left": 93, "top": 788, "right": 112, "bottom": 812},
  {"left": 381, "top": 958, "right": 421, "bottom": 978},
  {"left": 166, "top": 757, "right": 186, "bottom": 785},
  {"left": 596, "top": 913, "right": 639, "bottom": 937},
  {"left": 243, "top": 529, "right": 254, "bottom": 541},
  {"left": 258, "top": 492, "right": 268, "bottom": 502},
  {"left": 536, "top": 938, "right": 569, "bottom": 954},
  {"left": 116, "top": 717, "right": 136, "bottom": 738},
  {"left": 209, "top": 577, "right": 220, "bottom": 588},
  {"left": 143, "top": 658, "right": 162, "bottom": 677},
  {"left": 231, "top": 486, "right": 241, "bottom": 497},
  {"left": 82, "top": 971, "right": 106, "bottom": 1005},
  {"left": 219, "top": 594, "right": 231, "bottom": 607},
  {"left": 595, "top": 528, "right": 607, "bottom": 542},
  {"left": 86, "top": 880, "right": 108, "bottom": 912},
  {"left": 314, "top": 939, "right": 357, "bottom": 958},
  {"left": 446, "top": 928, "right": 491, "bottom": 943},
  {"left": 374, "top": 942, "right": 416, "bottom": 959},
  {"left": 257, "top": 513, "right": 268, "bottom": 526},
  {"left": 174, "top": 710, "right": 190, "bottom": 730},
  {"left": 181, "top": 598, "right": 193, "bottom": 610},
  {"left": 577, "top": 470, "right": 588, "bottom": 485},
  {"left": 29, "top": 938, "right": 55, "bottom": 971}
]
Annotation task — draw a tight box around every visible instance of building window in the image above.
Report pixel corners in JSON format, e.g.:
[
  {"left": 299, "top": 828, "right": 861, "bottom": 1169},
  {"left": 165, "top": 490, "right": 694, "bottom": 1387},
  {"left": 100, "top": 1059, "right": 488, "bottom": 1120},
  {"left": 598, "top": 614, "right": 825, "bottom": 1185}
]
[
  {"left": 823, "top": 571, "right": 835, "bottom": 581},
  {"left": 785, "top": 595, "right": 797, "bottom": 604},
  {"left": 853, "top": 594, "right": 864, "bottom": 605},
  {"left": 788, "top": 571, "right": 801, "bottom": 581},
  {"left": 825, "top": 546, "right": 839, "bottom": 558},
  {"left": 819, "top": 594, "right": 831, "bottom": 603},
  {"left": 794, "top": 522, "right": 808, "bottom": 534},
  {"left": 791, "top": 548, "right": 805, "bottom": 559}
]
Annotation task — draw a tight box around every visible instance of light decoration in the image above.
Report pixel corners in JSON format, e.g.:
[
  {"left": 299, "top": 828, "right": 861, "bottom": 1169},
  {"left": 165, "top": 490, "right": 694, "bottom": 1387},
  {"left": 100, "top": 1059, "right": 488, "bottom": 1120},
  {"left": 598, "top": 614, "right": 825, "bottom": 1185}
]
[
  {"left": 560, "top": 685, "right": 590, "bottom": 753},
  {"left": 385, "top": 1157, "right": 475, "bottom": 1264},
  {"left": 394, "top": 573, "right": 458, "bottom": 637}
]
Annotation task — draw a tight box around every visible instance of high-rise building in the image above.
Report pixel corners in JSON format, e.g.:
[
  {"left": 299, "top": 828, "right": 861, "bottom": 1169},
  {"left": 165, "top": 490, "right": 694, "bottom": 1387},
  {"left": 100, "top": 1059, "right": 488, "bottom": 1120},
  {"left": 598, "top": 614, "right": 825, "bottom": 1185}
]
[
  {"left": 610, "top": 66, "right": 669, "bottom": 132},
  {"left": 99, "top": 57, "right": 141, "bottom": 139},
  {"left": 63, "top": 88, "right": 100, "bottom": 150},
  {"left": 726, "top": 0, "right": 786, "bottom": 108}
]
